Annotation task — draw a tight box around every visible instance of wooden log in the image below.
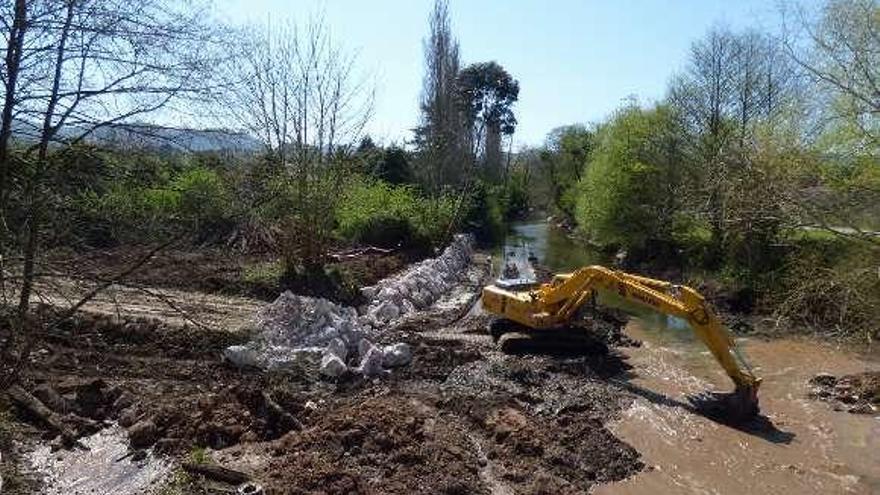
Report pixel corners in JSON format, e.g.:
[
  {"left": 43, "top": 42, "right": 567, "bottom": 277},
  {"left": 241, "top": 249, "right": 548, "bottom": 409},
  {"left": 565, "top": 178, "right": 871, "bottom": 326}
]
[
  {"left": 182, "top": 462, "right": 251, "bottom": 485},
  {"left": 261, "top": 391, "right": 303, "bottom": 432},
  {"left": 7, "top": 384, "right": 80, "bottom": 448}
]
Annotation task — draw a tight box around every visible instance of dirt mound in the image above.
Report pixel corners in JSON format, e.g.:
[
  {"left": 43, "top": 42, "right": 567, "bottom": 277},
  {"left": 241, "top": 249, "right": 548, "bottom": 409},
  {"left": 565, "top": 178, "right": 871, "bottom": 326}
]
[
  {"left": 139, "top": 383, "right": 307, "bottom": 452},
  {"left": 464, "top": 402, "right": 643, "bottom": 493},
  {"left": 263, "top": 395, "right": 486, "bottom": 494},
  {"left": 48, "top": 309, "right": 248, "bottom": 359},
  {"left": 50, "top": 246, "right": 424, "bottom": 304},
  {"left": 809, "top": 371, "right": 880, "bottom": 414}
]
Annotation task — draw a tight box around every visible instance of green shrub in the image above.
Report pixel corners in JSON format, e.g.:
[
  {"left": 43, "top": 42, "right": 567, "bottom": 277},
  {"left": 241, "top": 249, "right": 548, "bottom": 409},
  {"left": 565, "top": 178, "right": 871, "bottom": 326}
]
[
  {"left": 74, "top": 166, "right": 235, "bottom": 244},
  {"left": 463, "top": 181, "right": 505, "bottom": 243},
  {"left": 336, "top": 177, "right": 457, "bottom": 249},
  {"left": 171, "top": 167, "right": 236, "bottom": 235}
]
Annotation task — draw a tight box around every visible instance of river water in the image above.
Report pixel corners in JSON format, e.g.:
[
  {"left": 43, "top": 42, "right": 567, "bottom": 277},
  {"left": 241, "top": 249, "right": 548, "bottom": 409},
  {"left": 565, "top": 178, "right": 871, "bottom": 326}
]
[{"left": 503, "top": 221, "right": 880, "bottom": 495}]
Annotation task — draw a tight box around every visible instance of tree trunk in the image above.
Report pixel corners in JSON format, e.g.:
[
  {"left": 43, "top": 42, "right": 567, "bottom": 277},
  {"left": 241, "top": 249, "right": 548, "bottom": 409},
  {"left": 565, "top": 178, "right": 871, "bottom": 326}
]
[
  {"left": 16, "top": 1, "right": 75, "bottom": 372},
  {"left": 0, "top": 0, "right": 27, "bottom": 218}
]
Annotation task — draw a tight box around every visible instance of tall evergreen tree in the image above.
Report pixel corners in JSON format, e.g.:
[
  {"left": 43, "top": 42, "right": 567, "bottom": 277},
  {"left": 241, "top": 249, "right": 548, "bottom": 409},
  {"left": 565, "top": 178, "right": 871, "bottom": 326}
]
[{"left": 413, "top": 0, "right": 468, "bottom": 192}]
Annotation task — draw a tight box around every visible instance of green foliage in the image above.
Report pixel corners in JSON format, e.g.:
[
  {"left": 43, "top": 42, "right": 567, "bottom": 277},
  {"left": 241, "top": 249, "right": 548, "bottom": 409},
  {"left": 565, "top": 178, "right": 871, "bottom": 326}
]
[
  {"left": 187, "top": 446, "right": 211, "bottom": 465},
  {"left": 464, "top": 181, "right": 505, "bottom": 242},
  {"left": 242, "top": 260, "right": 283, "bottom": 286},
  {"left": 75, "top": 165, "right": 235, "bottom": 244},
  {"left": 372, "top": 146, "right": 413, "bottom": 185},
  {"left": 172, "top": 167, "right": 236, "bottom": 230},
  {"left": 574, "top": 105, "right": 688, "bottom": 250},
  {"left": 539, "top": 125, "right": 594, "bottom": 219},
  {"left": 335, "top": 176, "right": 457, "bottom": 249},
  {"left": 504, "top": 168, "right": 530, "bottom": 219},
  {"left": 462, "top": 175, "right": 529, "bottom": 243},
  {"left": 457, "top": 62, "right": 520, "bottom": 136}
]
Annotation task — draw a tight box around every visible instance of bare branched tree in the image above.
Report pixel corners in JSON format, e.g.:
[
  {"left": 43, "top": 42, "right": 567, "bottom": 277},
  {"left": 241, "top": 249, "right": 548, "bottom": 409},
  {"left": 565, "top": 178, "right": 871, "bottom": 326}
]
[
  {"left": 0, "top": 0, "right": 224, "bottom": 378},
  {"left": 784, "top": 0, "right": 879, "bottom": 147},
  {"left": 669, "top": 25, "right": 802, "bottom": 261},
  {"left": 221, "top": 17, "right": 373, "bottom": 167},
  {"left": 778, "top": 0, "right": 880, "bottom": 244},
  {"left": 218, "top": 15, "right": 373, "bottom": 272}
]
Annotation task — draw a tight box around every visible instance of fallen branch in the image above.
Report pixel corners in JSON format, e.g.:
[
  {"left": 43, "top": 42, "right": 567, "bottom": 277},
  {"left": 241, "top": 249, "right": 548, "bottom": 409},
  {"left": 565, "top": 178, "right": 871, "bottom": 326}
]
[
  {"left": 7, "top": 384, "right": 81, "bottom": 448},
  {"left": 48, "top": 237, "right": 179, "bottom": 326},
  {"left": 329, "top": 245, "right": 395, "bottom": 261},
  {"left": 182, "top": 462, "right": 251, "bottom": 485},
  {"left": 261, "top": 391, "right": 303, "bottom": 432},
  {"left": 3, "top": 237, "right": 180, "bottom": 389}
]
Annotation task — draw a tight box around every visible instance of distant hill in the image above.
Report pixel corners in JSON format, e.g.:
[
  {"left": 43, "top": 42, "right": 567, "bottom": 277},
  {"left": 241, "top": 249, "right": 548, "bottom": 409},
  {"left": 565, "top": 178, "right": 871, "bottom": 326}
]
[
  {"left": 11, "top": 120, "right": 263, "bottom": 153},
  {"left": 87, "top": 124, "right": 263, "bottom": 153}
]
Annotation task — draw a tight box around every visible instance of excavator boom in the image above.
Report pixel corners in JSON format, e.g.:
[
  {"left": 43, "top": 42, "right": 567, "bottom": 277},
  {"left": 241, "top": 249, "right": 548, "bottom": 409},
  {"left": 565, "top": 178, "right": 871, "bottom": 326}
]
[{"left": 482, "top": 265, "right": 761, "bottom": 418}]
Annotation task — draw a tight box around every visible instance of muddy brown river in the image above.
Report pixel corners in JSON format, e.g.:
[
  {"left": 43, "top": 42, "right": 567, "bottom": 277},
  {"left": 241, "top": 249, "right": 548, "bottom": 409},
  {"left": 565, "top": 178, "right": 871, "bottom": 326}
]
[
  {"left": 593, "top": 321, "right": 880, "bottom": 494},
  {"left": 505, "top": 221, "right": 880, "bottom": 495}
]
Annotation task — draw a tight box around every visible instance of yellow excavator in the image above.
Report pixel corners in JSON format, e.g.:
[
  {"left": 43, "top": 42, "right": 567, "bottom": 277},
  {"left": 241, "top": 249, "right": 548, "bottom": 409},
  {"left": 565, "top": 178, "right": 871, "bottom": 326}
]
[{"left": 481, "top": 265, "right": 761, "bottom": 419}]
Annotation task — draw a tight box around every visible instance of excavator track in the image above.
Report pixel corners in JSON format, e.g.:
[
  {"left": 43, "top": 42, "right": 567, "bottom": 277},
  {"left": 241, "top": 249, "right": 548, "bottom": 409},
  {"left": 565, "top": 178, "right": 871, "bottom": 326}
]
[{"left": 490, "top": 318, "right": 609, "bottom": 356}]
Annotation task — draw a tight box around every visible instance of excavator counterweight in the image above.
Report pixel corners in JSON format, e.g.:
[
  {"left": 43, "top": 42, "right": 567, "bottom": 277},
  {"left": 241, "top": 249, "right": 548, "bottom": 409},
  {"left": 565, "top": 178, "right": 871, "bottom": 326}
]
[{"left": 481, "top": 265, "right": 761, "bottom": 419}]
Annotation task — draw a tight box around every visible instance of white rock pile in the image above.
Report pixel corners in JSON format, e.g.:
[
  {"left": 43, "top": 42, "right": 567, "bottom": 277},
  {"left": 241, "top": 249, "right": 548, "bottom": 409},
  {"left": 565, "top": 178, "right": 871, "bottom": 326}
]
[
  {"left": 359, "top": 234, "right": 474, "bottom": 329},
  {"left": 224, "top": 234, "right": 474, "bottom": 378}
]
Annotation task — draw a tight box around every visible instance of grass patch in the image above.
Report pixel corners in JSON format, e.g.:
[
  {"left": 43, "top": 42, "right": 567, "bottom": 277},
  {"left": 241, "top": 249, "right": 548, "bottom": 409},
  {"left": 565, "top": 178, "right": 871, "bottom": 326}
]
[
  {"left": 242, "top": 260, "right": 283, "bottom": 286},
  {"left": 154, "top": 469, "right": 209, "bottom": 495},
  {"left": 187, "top": 446, "right": 212, "bottom": 465}
]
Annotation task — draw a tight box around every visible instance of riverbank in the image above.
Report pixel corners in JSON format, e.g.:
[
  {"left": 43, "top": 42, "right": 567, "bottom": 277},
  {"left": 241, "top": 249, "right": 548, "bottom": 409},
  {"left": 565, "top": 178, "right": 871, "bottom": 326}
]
[
  {"left": 503, "top": 219, "right": 880, "bottom": 492},
  {"left": 0, "top": 239, "right": 652, "bottom": 494}
]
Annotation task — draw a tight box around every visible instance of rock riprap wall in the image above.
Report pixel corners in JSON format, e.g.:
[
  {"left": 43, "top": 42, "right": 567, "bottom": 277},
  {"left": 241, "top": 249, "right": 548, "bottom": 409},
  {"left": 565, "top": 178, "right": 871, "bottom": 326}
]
[{"left": 224, "top": 235, "right": 474, "bottom": 377}]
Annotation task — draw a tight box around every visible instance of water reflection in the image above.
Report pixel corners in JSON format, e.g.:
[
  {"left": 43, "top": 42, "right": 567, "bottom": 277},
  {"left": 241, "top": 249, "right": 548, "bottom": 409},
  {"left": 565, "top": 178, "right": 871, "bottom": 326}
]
[{"left": 502, "top": 220, "right": 606, "bottom": 273}]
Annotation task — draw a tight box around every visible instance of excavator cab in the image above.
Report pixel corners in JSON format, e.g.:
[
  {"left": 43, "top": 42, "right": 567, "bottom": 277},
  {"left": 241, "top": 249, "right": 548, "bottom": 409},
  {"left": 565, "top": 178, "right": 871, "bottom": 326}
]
[{"left": 482, "top": 265, "right": 762, "bottom": 420}]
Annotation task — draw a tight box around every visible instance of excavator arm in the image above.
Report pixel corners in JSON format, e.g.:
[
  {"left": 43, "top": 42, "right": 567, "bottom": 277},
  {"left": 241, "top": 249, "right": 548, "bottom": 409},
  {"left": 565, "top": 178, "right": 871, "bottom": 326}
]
[{"left": 482, "top": 265, "right": 761, "bottom": 417}]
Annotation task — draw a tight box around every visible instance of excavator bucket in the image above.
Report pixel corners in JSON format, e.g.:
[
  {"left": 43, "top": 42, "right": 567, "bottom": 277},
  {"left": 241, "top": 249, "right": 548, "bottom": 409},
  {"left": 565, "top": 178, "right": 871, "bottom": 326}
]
[{"left": 688, "top": 385, "right": 760, "bottom": 422}]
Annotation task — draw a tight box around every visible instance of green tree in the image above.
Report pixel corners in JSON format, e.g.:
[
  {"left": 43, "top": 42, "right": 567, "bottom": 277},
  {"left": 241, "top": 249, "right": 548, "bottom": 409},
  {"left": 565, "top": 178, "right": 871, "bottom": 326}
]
[
  {"left": 374, "top": 146, "right": 413, "bottom": 185},
  {"left": 575, "top": 104, "right": 689, "bottom": 251},
  {"left": 456, "top": 61, "right": 520, "bottom": 181},
  {"left": 540, "top": 125, "right": 594, "bottom": 220}
]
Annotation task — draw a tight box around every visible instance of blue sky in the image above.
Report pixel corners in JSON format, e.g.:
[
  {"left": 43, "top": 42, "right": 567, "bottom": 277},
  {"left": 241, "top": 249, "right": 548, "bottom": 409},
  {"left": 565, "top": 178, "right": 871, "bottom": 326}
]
[{"left": 216, "top": 0, "right": 787, "bottom": 148}]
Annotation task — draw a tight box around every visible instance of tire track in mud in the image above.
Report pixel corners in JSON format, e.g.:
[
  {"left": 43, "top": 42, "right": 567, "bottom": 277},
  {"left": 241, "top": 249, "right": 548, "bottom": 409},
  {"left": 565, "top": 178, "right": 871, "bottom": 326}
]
[{"left": 6, "top": 277, "right": 263, "bottom": 332}]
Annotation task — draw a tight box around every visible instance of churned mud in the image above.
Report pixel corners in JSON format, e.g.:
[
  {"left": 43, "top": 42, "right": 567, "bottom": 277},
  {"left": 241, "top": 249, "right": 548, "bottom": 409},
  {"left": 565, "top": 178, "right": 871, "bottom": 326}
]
[
  {"left": 5, "top": 253, "right": 647, "bottom": 494},
  {"left": 809, "top": 371, "right": 880, "bottom": 415}
]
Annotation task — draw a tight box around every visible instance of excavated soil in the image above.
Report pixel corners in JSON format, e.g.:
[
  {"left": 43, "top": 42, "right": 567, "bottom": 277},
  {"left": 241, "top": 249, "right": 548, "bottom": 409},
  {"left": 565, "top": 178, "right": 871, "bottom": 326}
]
[
  {"left": 4, "top": 256, "right": 646, "bottom": 494},
  {"left": 48, "top": 246, "right": 423, "bottom": 303},
  {"left": 809, "top": 371, "right": 880, "bottom": 414}
]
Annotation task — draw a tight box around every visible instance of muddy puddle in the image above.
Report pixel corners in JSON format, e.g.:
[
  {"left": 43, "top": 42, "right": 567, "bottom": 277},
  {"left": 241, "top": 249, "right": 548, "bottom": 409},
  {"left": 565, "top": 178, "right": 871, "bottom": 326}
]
[
  {"left": 25, "top": 425, "right": 171, "bottom": 495},
  {"left": 595, "top": 319, "right": 880, "bottom": 495}
]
